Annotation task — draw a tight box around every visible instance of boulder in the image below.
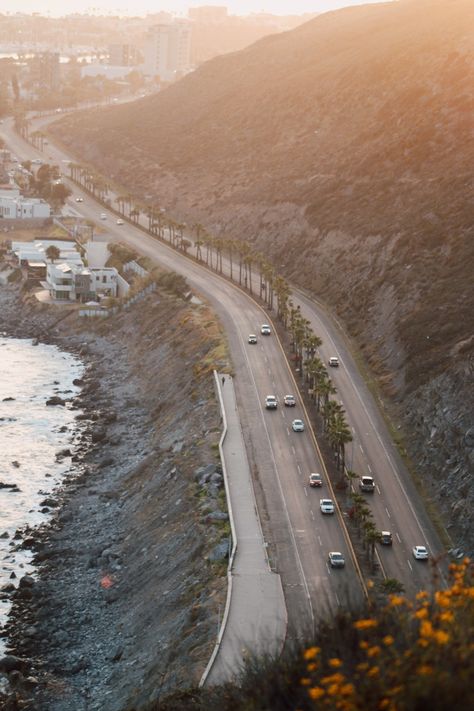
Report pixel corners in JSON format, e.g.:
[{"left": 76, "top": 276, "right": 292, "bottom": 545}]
[
  {"left": 46, "top": 396, "right": 66, "bottom": 406},
  {"left": 206, "top": 511, "right": 229, "bottom": 522},
  {"left": 208, "top": 541, "right": 229, "bottom": 562},
  {"left": 0, "top": 656, "right": 27, "bottom": 673}
]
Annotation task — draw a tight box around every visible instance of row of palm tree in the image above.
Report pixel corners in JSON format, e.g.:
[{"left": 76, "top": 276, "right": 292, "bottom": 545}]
[
  {"left": 64, "top": 157, "right": 355, "bottom": 472},
  {"left": 348, "top": 485, "right": 383, "bottom": 564}
]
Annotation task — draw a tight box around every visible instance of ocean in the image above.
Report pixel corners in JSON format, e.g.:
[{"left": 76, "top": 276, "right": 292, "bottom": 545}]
[{"left": 0, "top": 336, "right": 84, "bottom": 654}]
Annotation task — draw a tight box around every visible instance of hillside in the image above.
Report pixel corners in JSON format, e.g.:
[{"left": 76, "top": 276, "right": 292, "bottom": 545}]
[{"left": 50, "top": 0, "right": 474, "bottom": 549}]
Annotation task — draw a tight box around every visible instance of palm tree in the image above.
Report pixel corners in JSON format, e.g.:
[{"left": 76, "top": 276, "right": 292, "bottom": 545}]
[
  {"left": 46, "top": 245, "right": 60, "bottom": 263},
  {"left": 328, "top": 412, "right": 353, "bottom": 470}
]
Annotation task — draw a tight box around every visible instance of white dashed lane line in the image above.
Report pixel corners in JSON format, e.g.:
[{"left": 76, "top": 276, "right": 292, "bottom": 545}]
[{"left": 385, "top": 507, "right": 391, "bottom": 519}]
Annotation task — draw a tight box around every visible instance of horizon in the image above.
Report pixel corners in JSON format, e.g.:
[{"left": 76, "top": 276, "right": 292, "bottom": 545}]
[{"left": 1, "top": 0, "right": 392, "bottom": 19}]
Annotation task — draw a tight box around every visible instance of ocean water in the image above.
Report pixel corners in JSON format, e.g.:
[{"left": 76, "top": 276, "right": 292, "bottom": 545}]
[{"left": 0, "top": 336, "right": 84, "bottom": 653}]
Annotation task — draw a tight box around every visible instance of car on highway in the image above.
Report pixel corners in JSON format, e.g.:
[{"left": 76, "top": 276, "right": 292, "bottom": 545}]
[
  {"left": 283, "top": 394, "right": 296, "bottom": 407},
  {"left": 100, "top": 213, "right": 107, "bottom": 220},
  {"left": 328, "top": 356, "right": 339, "bottom": 367},
  {"left": 320, "top": 498, "right": 335, "bottom": 514},
  {"left": 328, "top": 551, "right": 345, "bottom": 568},
  {"left": 248, "top": 334, "right": 257, "bottom": 344},
  {"left": 75, "top": 197, "right": 84, "bottom": 203},
  {"left": 359, "top": 475, "right": 375, "bottom": 492},
  {"left": 292, "top": 419, "right": 305, "bottom": 432},
  {"left": 265, "top": 395, "right": 278, "bottom": 410},
  {"left": 309, "top": 473, "right": 322, "bottom": 487},
  {"left": 116, "top": 219, "right": 124, "bottom": 225},
  {"left": 413, "top": 545, "right": 429, "bottom": 560},
  {"left": 381, "top": 531, "right": 393, "bottom": 546},
  {"left": 260, "top": 324, "right": 271, "bottom": 335},
  {"left": 31, "top": 158, "right": 42, "bottom": 164}
]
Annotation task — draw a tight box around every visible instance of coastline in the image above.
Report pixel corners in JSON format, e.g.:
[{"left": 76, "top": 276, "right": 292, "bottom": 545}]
[{"left": 0, "top": 283, "right": 228, "bottom": 710}]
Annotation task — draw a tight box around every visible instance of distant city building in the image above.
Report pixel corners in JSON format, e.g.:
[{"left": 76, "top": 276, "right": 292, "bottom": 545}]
[
  {"left": 108, "top": 43, "right": 138, "bottom": 66},
  {"left": 143, "top": 21, "right": 192, "bottom": 82},
  {"left": 188, "top": 6, "right": 228, "bottom": 23},
  {"left": 80, "top": 64, "right": 133, "bottom": 80}
]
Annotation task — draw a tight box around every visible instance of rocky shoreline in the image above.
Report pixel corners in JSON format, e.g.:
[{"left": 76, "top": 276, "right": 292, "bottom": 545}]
[{"left": 0, "top": 283, "right": 229, "bottom": 710}]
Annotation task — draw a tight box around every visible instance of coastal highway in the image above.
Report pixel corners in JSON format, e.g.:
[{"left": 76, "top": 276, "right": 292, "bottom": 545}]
[{"left": 1, "top": 116, "right": 447, "bottom": 607}]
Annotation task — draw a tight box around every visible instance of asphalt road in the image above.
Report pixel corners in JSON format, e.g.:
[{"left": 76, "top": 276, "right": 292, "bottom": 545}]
[{"left": 1, "top": 115, "right": 447, "bottom": 617}]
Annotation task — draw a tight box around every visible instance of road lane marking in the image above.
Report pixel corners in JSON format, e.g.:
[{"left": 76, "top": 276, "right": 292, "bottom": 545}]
[
  {"left": 376, "top": 485, "right": 381, "bottom": 494},
  {"left": 318, "top": 535, "right": 322, "bottom": 546},
  {"left": 310, "top": 510, "right": 315, "bottom": 521},
  {"left": 368, "top": 464, "right": 372, "bottom": 473},
  {"left": 292, "top": 446, "right": 296, "bottom": 455},
  {"left": 335, "top": 593, "right": 340, "bottom": 606},
  {"left": 385, "top": 508, "right": 391, "bottom": 519},
  {"left": 359, "top": 444, "right": 364, "bottom": 453},
  {"left": 407, "top": 560, "right": 413, "bottom": 571},
  {"left": 396, "top": 532, "right": 401, "bottom": 543},
  {"left": 304, "top": 487, "right": 308, "bottom": 497}
]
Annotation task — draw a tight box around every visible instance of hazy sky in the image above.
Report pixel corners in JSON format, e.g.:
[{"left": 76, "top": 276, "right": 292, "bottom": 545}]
[{"left": 1, "top": 1, "right": 389, "bottom": 18}]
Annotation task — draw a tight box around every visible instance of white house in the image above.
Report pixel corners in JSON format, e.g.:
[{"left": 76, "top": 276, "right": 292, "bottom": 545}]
[
  {"left": 46, "top": 262, "right": 118, "bottom": 302},
  {"left": 0, "top": 193, "right": 50, "bottom": 219}
]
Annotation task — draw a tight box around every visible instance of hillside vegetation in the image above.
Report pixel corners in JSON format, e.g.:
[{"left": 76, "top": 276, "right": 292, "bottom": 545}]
[{"left": 50, "top": 0, "right": 474, "bottom": 548}]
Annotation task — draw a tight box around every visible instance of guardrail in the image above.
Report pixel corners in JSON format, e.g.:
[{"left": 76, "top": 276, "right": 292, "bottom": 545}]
[{"left": 198, "top": 372, "right": 238, "bottom": 687}]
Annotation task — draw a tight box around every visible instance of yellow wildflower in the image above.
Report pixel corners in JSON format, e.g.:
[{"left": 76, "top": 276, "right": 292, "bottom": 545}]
[
  {"left": 359, "top": 640, "right": 369, "bottom": 649},
  {"left": 418, "top": 665, "right": 433, "bottom": 675},
  {"left": 435, "top": 591, "right": 451, "bottom": 607},
  {"left": 357, "top": 662, "right": 369, "bottom": 672},
  {"left": 416, "top": 591, "right": 428, "bottom": 600},
  {"left": 304, "top": 646, "right": 321, "bottom": 660},
  {"left": 389, "top": 595, "right": 405, "bottom": 607},
  {"left": 367, "top": 645, "right": 381, "bottom": 658},
  {"left": 382, "top": 635, "right": 394, "bottom": 646},
  {"left": 354, "top": 618, "right": 378, "bottom": 630},
  {"left": 433, "top": 629, "right": 450, "bottom": 645},
  {"left": 308, "top": 687, "right": 325, "bottom": 700},
  {"left": 327, "top": 683, "right": 340, "bottom": 696},
  {"left": 414, "top": 608, "right": 428, "bottom": 619},
  {"left": 367, "top": 666, "right": 380, "bottom": 677},
  {"left": 440, "top": 610, "right": 454, "bottom": 623},
  {"left": 301, "top": 678, "right": 311, "bottom": 686},
  {"left": 307, "top": 662, "right": 318, "bottom": 672},
  {"left": 321, "top": 673, "right": 345, "bottom": 686},
  {"left": 340, "top": 683, "right": 355, "bottom": 697},
  {"left": 420, "top": 620, "right": 433, "bottom": 638},
  {"left": 329, "top": 658, "right": 343, "bottom": 668}
]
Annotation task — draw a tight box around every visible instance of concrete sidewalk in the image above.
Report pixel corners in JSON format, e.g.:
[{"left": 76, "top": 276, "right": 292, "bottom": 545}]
[{"left": 204, "top": 373, "right": 287, "bottom": 686}]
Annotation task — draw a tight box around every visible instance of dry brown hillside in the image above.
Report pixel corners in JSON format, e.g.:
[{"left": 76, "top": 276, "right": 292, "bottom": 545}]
[{"left": 51, "top": 0, "right": 474, "bottom": 548}]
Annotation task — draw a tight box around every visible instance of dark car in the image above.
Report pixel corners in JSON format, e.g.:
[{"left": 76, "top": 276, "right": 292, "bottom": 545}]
[{"left": 381, "top": 531, "right": 393, "bottom": 546}]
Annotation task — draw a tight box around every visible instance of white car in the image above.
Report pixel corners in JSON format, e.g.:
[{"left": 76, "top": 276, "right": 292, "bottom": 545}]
[
  {"left": 265, "top": 395, "right": 278, "bottom": 410},
  {"left": 100, "top": 213, "right": 107, "bottom": 220},
  {"left": 260, "top": 324, "right": 271, "bottom": 335},
  {"left": 320, "top": 498, "right": 335, "bottom": 514},
  {"left": 413, "top": 545, "right": 429, "bottom": 560},
  {"left": 283, "top": 394, "right": 296, "bottom": 407},
  {"left": 328, "top": 552, "right": 345, "bottom": 568},
  {"left": 292, "top": 419, "right": 304, "bottom": 432},
  {"left": 75, "top": 197, "right": 84, "bottom": 203},
  {"left": 248, "top": 334, "right": 257, "bottom": 344},
  {"left": 328, "top": 356, "right": 339, "bottom": 367},
  {"left": 116, "top": 218, "right": 124, "bottom": 225}
]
